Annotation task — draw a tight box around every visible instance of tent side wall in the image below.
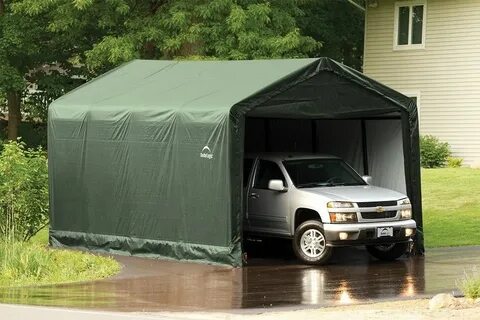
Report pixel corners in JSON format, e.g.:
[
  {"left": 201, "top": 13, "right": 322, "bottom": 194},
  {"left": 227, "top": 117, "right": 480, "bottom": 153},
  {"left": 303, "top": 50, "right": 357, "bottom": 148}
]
[{"left": 48, "top": 106, "right": 242, "bottom": 266}]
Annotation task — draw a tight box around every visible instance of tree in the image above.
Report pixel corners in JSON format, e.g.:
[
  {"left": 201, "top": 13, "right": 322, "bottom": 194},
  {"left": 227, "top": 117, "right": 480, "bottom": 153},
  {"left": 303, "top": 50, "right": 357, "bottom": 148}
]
[
  {"left": 0, "top": 0, "right": 24, "bottom": 139},
  {"left": 298, "top": 0, "right": 364, "bottom": 70},
  {"left": 14, "top": 0, "right": 319, "bottom": 75},
  {"left": 0, "top": 0, "right": 103, "bottom": 139}
]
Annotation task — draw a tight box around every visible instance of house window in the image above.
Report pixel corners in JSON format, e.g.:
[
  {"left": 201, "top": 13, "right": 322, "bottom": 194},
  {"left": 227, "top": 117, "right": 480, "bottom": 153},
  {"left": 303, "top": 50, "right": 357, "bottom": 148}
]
[{"left": 394, "top": 1, "right": 426, "bottom": 49}]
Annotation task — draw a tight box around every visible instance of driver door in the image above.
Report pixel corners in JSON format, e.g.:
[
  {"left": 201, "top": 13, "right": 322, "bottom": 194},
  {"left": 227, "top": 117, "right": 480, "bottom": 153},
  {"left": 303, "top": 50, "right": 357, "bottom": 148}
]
[{"left": 247, "top": 160, "right": 290, "bottom": 236}]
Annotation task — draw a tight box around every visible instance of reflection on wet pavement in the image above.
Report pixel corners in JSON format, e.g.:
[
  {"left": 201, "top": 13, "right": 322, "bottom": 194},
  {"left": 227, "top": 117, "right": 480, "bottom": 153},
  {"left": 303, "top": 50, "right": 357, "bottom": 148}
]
[{"left": 1, "top": 242, "right": 479, "bottom": 312}]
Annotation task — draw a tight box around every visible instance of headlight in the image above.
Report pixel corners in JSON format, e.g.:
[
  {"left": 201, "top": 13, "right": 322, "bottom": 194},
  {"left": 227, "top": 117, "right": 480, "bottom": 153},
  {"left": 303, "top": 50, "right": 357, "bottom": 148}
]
[
  {"left": 329, "top": 212, "right": 358, "bottom": 223},
  {"left": 400, "top": 209, "right": 412, "bottom": 219},
  {"left": 398, "top": 198, "right": 412, "bottom": 220},
  {"left": 327, "top": 201, "right": 354, "bottom": 208}
]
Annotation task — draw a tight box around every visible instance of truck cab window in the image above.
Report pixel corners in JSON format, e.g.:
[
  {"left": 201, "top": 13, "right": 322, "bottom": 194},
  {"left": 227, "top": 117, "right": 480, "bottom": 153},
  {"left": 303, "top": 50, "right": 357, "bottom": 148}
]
[{"left": 254, "top": 160, "right": 286, "bottom": 189}]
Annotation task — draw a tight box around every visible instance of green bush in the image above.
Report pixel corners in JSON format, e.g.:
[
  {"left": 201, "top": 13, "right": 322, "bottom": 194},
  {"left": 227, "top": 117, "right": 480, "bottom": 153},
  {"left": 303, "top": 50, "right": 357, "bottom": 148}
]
[
  {"left": 420, "top": 135, "right": 451, "bottom": 168},
  {"left": 0, "top": 140, "right": 48, "bottom": 242},
  {"left": 447, "top": 157, "right": 463, "bottom": 168},
  {"left": 458, "top": 267, "right": 480, "bottom": 299}
]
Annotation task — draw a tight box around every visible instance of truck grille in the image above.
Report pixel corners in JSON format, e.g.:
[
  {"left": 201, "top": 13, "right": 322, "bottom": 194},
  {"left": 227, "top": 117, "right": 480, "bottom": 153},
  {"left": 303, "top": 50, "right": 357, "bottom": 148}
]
[
  {"left": 357, "top": 201, "right": 398, "bottom": 208},
  {"left": 361, "top": 211, "right": 397, "bottom": 219}
]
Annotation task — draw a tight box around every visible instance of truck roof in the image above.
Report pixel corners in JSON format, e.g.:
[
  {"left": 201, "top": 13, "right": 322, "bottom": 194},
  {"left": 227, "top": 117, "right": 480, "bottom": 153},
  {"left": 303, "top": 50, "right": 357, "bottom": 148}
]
[{"left": 245, "top": 153, "right": 340, "bottom": 161}]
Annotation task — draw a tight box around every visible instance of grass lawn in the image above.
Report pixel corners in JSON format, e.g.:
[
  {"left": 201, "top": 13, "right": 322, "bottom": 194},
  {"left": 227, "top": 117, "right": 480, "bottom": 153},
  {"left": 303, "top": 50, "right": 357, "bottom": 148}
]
[
  {"left": 30, "top": 227, "right": 49, "bottom": 245},
  {"left": 0, "top": 228, "right": 120, "bottom": 288},
  {"left": 422, "top": 168, "right": 480, "bottom": 248}
]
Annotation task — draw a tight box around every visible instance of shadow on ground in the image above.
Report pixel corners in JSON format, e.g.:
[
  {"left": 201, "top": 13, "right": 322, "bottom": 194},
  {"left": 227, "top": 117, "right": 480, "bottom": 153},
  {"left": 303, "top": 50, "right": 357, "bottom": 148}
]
[{"left": 0, "top": 240, "right": 478, "bottom": 312}]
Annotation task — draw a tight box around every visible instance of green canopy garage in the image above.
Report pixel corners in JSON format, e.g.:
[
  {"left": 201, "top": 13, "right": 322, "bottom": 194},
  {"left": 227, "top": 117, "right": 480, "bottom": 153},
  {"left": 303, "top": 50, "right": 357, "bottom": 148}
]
[{"left": 48, "top": 57, "right": 423, "bottom": 266}]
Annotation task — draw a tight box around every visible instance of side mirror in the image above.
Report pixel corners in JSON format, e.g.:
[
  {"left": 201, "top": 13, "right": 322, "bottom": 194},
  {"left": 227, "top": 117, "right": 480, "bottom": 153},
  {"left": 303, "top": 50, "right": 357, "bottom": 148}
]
[
  {"left": 362, "top": 175, "right": 373, "bottom": 185},
  {"left": 268, "top": 179, "right": 287, "bottom": 192}
]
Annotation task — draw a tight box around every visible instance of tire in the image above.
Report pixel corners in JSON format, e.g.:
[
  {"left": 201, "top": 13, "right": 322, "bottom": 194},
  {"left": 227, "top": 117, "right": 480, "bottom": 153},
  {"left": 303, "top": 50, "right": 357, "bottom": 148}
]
[
  {"left": 366, "top": 242, "right": 408, "bottom": 261},
  {"left": 292, "top": 220, "right": 333, "bottom": 265}
]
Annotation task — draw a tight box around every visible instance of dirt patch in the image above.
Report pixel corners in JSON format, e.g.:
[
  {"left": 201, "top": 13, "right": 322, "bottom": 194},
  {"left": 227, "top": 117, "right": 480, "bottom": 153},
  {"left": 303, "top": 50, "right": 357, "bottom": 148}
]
[{"left": 149, "top": 299, "right": 480, "bottom": 320}]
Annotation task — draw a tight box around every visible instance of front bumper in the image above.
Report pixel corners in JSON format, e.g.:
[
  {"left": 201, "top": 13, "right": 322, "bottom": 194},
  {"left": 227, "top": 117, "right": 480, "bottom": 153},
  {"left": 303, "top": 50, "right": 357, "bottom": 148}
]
[{"left": 323, "top": 219, "right": 417, "bottom": 247}]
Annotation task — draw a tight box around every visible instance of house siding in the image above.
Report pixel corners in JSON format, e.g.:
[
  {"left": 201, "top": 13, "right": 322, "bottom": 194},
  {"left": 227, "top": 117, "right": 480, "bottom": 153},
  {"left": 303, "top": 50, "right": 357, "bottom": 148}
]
[{"left": 364, "top": 0, "right": 480, "bottom": 165}]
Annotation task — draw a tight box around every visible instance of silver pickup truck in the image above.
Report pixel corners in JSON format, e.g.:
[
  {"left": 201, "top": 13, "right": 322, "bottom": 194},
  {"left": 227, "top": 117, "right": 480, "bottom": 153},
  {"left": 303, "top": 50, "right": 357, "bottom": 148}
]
[{"left": 244, "top": 154, "right": 416, "bottom": 265}]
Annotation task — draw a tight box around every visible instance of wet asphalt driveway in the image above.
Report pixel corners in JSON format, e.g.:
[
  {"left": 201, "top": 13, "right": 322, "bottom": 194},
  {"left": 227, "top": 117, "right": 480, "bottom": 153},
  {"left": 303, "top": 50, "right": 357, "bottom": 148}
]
[{"left": 1, "top": 242, "right": 479, "bottom": 312}]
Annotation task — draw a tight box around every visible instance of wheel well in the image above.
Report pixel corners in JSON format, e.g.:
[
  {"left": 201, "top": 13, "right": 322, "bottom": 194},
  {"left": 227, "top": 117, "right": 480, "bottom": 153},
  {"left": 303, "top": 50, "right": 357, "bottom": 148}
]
[{"left": 294, "top": 208, "right": 321, "bottom": 230}]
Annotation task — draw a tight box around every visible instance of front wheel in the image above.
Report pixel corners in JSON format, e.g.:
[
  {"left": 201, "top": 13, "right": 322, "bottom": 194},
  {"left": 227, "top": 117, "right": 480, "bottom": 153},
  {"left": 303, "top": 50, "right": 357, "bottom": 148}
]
[
  {"left": 292, "top": 220, "right": 333, "bottom": 265},
  {"left": 366, "top": 242, "right": 408, "bottom": 261}
]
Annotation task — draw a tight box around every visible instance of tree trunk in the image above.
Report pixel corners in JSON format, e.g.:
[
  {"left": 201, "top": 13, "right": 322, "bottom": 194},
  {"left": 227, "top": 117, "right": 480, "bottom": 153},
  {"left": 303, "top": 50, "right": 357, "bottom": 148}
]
[
  {"left": 142, "top": 41, "right": 156, "bottom": 59},
  {"left": 7, "top": 91, "right": 21, "bottom": 140},
  {"left": 0, "top": 0, "right": 5, "bottom": 15},
  {"left": 178, "top": 41, "right": 202, "bottom": 57}
]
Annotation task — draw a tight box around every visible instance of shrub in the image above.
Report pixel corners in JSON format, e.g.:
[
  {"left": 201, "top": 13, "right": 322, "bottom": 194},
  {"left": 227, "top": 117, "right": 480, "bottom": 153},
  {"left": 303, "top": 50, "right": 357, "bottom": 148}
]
[
  {"left": 420, "top": 135, "right": 451, "bottom": 168},
  {"left": 458, "top": 267, "right": 480, "bottom": 299},
  {"left": 447, "top": 157, "right": 463, "bottom": 168},
  {"left": 0, "top": 140, "right": 48, "bottom": 242}
]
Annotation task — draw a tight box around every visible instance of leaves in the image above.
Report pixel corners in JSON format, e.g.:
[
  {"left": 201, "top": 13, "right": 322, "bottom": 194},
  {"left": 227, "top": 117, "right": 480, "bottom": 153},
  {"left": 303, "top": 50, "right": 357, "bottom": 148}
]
[
  {"left": 227, "top": 5, "right": 247, "bottom": 32},
  {"left": 47, "top": 0, "right": 321, "bottom": 70},
  {"left": 85, "top": 35, "right": 139, "bottom": 70},
  {"left": 72, "top": 0, "right": 93, "bottom": 10}
]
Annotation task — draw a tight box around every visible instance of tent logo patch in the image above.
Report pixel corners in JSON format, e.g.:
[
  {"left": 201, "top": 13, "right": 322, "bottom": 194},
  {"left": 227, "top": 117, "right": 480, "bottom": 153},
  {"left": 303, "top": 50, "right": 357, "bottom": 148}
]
[{"left": 200, "top": 146, "right": 214, "bottom": 159}]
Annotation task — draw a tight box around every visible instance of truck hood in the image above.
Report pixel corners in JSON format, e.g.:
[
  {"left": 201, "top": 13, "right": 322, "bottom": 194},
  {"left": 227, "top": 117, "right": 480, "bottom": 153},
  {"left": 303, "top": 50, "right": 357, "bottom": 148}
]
[{"left": 303, "top": 185, "right": 406, "bottom": 202}]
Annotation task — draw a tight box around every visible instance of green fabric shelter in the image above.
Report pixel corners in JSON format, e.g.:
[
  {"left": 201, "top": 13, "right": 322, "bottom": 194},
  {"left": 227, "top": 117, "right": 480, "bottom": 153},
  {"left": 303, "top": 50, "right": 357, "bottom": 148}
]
[{"left": 48, "top": 58, "right": 423, "bottom": 266}]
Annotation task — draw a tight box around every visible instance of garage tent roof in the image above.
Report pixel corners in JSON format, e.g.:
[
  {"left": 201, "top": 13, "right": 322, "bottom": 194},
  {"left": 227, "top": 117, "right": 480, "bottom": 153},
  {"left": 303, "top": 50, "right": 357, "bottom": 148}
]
[
  {"left": 50, "top": 58, "right": 415, "bottom": 116},
  {"left": 49, "top": 58, "right": 422, "bottom": 266}
]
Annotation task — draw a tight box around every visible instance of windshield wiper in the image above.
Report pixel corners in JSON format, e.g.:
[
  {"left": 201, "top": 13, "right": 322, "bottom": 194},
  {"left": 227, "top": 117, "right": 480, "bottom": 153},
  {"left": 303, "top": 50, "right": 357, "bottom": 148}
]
[
  {"left": 297, "top": 182, "right": 344, "bottom": 188},
  {"left": 321, "top": 182, "right": 347, "bottom": 187},
  {"left": 297, "top": 182, "right": 350, "bottom": 188},
  {"left": 297, "top": 182, "right": 328, "bottom": 188}
]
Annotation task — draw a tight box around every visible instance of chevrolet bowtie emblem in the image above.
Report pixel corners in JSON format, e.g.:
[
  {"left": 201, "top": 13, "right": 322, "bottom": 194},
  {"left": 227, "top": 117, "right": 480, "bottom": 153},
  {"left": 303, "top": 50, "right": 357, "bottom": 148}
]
[{"left": 376, "top": 206, "right": 385, "bottom": 213}]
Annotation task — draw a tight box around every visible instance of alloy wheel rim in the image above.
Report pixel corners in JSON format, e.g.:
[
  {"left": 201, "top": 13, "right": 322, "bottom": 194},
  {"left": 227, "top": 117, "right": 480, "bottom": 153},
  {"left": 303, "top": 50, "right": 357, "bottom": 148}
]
[{"left": 300, "top": 229, "right": 326, "bottom": 258}]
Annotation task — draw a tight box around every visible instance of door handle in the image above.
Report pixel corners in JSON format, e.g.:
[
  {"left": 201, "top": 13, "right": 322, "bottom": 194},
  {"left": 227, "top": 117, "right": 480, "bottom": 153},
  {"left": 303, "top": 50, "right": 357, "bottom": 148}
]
[{"left": 249, "top": 192, "right": 259, "bottom": 199}]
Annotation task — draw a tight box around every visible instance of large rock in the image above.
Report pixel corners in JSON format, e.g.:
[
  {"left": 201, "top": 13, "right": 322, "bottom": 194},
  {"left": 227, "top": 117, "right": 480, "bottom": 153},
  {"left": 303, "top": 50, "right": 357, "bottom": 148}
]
[{"left": 429, "top": 293, "right": 458, "bottom": 310}]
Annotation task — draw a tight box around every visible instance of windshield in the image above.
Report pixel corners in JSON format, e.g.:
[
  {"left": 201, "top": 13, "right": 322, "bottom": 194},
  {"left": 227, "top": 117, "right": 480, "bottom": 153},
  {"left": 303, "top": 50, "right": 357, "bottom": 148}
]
[{"left": 283, "top": 158, "right": 366, "bottom": 188}]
